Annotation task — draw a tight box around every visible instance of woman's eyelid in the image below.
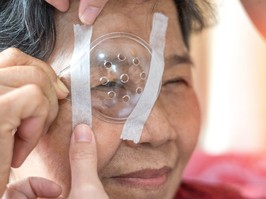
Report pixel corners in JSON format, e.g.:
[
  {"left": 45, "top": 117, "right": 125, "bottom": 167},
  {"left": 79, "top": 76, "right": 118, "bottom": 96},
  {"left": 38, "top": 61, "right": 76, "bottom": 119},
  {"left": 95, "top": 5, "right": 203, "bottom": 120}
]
[
  {"left": 93, "top": 79, "right": 125, "bottom": 89},
  {"left": 163, "top": 76, "right": 189, "bottom": 86},
  {"left": 163, "top": 62, "right": 193, "bottom": 86}
]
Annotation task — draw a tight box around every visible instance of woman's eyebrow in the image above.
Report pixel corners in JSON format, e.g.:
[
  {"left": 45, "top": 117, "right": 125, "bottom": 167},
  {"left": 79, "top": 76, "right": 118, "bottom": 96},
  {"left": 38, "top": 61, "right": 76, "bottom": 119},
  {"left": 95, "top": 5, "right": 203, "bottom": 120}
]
[{"left": 165, "top": 54, "right": 193, "bottom": 68}]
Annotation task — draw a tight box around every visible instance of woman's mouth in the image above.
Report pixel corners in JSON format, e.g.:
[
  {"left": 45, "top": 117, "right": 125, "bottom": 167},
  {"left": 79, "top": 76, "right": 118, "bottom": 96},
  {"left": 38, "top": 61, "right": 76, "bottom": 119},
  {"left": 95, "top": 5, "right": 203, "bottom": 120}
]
[{"left": 111, "top": 166, "right": 171, "bottom": 188}]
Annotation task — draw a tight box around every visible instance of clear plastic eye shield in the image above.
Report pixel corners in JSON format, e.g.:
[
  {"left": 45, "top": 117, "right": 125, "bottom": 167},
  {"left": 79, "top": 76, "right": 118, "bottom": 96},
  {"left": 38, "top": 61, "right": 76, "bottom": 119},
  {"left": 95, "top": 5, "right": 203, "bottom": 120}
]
[
  {"left": 58, "top": 13, "right": 168, "bottom": 143},
  {"left": 90, "top": 32, "right": 152, "bottom": 123}
]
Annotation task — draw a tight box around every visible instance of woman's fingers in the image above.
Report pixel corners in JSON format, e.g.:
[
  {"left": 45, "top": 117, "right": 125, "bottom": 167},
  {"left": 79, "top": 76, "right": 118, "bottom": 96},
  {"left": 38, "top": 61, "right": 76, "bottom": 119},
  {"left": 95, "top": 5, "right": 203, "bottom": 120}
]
[
  {"left": 3, "top": 177, "right": 62, "bottom": 199},
  {"left": 68, "top": 124, "right": 109, "bottom": 199}
]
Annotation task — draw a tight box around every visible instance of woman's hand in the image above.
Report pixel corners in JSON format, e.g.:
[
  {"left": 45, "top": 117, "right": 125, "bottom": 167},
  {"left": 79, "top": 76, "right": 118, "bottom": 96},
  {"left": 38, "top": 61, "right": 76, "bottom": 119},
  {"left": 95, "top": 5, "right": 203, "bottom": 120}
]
[
  {"left": 2, "top": 125, "right": 109, "bottom": 199},
  {"left": 45, "top": 0, "right": 109, "bottom": 24}
]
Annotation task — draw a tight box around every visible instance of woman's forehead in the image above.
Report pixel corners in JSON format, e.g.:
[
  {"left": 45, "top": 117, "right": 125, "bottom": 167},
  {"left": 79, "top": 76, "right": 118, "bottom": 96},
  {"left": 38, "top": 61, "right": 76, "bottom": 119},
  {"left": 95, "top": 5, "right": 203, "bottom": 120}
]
[{"left": 50, "top": 0, "right": 181, "bottom": 70}]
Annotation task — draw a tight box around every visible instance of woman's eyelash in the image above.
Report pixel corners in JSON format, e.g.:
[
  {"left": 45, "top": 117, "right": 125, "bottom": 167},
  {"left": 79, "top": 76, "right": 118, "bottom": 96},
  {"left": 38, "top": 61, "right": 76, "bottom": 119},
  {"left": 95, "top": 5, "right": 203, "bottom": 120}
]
[
  {"left": 163, "top": 78, "right": 188, "bottom": 86},
  {"left": 96, "top": 80, "right": 125, "bottom": 89}
]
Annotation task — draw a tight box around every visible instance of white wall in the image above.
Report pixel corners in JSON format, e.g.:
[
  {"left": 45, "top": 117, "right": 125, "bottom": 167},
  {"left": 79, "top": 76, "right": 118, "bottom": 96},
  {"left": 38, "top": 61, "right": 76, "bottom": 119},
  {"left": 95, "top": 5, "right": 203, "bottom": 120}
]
[{"left": 191, "top": 0, "right": 266, "bottom": 154}]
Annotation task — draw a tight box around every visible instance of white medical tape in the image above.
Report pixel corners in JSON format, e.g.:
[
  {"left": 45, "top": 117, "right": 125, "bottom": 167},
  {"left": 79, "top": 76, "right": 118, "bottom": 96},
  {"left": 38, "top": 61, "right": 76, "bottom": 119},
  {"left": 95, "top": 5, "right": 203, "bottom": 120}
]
[
  {"left": 71, "top": 25, "right": 93, "bottom": 128},
  {"left": 120, "top": 13, "right": 168, "bottom": 143}
]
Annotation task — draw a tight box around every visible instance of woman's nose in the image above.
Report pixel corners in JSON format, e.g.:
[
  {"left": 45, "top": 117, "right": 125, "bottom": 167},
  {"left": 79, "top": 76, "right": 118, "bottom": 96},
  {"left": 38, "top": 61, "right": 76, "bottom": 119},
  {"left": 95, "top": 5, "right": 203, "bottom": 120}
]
[{"left": 136, "top": 100, "right": 177, "bottom": 147}]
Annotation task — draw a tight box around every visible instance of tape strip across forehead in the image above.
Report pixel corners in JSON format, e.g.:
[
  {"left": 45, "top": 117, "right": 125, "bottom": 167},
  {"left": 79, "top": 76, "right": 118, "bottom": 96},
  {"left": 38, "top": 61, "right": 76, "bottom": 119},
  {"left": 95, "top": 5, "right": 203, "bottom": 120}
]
[
  {"left": 120, "top": 13, "right": 169, "bottom": 143},
  {"left": 71, "top": 25, "right": 93, "bottom": 128}
]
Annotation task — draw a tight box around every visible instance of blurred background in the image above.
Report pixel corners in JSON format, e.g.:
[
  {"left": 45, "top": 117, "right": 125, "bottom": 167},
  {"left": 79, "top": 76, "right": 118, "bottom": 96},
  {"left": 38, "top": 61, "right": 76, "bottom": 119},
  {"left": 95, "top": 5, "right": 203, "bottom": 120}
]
[
  {"left": 185, "top": 0, "right": 266, "bottom": 197},
  {"left": 191, "top": 0, "right": 266, "bottom": 154}
]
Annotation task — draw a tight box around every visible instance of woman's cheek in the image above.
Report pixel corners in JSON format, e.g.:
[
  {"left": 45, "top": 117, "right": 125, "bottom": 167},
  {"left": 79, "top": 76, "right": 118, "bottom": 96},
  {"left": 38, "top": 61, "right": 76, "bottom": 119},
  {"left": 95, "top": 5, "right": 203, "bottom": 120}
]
[
  {"left": 160, "top": 88, "right": 201, "bottom": 161},
  {"left": 92, "top": 117, "right": 124, "bottom": 171}
]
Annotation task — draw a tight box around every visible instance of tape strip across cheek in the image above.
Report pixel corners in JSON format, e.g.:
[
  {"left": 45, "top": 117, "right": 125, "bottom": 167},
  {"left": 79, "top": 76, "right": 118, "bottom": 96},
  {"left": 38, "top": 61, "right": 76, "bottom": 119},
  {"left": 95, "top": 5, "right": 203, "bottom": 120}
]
[
  {"left": 120, "top": 13, "right": 169, "bottom": 143},
  {"left": 70, "top": 25, "right": 93, "bottom": 128}
]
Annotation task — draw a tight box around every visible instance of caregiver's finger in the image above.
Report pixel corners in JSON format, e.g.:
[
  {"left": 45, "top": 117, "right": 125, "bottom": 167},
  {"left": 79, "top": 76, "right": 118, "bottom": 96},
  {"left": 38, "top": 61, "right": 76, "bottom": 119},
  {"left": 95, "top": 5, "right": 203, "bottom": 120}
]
[
  {"left": 68, "top": 124, "right": 108, "bottom": 199},
  {"left": 45, "top": 0, "right": 70, "bottom": 12},
  {"left": 79, "top": 0, "right": 109, "bottom": 24},
  {"left": 0, "top": 85, "right": 49, "bottom": 168},
  {"left": 3, "top": 177, "right": 62, "bottom": 199}
]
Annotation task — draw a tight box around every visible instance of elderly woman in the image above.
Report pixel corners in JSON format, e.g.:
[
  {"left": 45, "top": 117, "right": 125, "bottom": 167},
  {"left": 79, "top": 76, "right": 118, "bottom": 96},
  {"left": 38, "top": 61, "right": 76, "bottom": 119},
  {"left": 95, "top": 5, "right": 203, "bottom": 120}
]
[{"left": 0, "top": 0, "right": 246, "bottom": 198}]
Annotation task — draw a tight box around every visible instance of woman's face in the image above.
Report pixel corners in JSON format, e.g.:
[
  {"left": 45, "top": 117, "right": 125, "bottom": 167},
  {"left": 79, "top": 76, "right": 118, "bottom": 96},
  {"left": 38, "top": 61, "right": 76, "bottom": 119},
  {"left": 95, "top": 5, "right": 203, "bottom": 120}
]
[{"left": 15, "top": 1, "right": 200, "bottom": 199}]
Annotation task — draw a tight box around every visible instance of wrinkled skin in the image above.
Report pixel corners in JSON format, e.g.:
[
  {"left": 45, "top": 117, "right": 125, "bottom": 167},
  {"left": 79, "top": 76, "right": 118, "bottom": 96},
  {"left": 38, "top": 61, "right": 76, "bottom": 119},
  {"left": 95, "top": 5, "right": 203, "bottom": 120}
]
[{"left": 12, "top": 0, "right": 201, "bottom": 199}]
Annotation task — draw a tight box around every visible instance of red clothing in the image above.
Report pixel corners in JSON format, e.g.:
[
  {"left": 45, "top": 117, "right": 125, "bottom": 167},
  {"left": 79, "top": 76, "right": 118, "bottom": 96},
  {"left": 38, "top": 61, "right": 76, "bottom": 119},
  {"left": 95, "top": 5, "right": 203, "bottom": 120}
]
[{"left": 175, "top": 181, "right": 251, "bottom": 199}]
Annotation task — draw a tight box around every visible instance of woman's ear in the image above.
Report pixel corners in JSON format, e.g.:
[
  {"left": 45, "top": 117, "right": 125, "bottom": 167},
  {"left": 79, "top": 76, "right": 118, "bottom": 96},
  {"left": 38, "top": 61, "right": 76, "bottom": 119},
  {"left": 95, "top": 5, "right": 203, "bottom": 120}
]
[{"left": 241, "top": 0, "right": 266, "bottom": 40}]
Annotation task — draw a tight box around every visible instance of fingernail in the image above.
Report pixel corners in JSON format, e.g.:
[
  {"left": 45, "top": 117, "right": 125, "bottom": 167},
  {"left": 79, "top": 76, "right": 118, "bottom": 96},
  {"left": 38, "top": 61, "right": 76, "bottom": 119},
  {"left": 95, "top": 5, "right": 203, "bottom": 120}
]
[
  {"left": 57, "top": 78, "right": 69, "bottom": 94},
  {"left": 11, "top": 128, "right": 17, "bottom": 136},
  {"left": 80, "top": 6, "right": 101, "bottom": 24},
  {"left": 74, "top": 124, "right": 92, "bottom": 143}
]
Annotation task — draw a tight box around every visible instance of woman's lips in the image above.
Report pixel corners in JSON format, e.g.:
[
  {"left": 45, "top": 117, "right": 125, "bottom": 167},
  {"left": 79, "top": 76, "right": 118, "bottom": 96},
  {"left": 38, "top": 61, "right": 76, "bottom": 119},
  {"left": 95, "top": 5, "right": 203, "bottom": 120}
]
[{"left": 111, "top": 166, "right": 171, "bottom": 188}]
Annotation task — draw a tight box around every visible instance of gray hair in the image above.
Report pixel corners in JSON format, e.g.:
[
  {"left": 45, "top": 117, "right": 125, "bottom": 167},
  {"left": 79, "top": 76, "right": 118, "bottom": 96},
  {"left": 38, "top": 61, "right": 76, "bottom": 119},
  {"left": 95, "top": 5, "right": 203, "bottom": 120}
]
[
  {"left": 0, "top": 0, "right": 55, "bottom": 60},
  {"left": 0, "top": 0, "right": 213, "bottom": 60}
]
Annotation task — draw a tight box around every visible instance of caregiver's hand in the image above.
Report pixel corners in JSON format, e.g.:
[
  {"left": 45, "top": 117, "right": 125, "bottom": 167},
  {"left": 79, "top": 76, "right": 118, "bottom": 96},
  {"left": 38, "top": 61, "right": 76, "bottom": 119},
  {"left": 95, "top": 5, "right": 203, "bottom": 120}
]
[
  {"left": 2, "top": 125, "right": 109, "bottom": 199},
  {"left": 45, "top": 0, "right": 109, "bottom": 24},
  {"left": 0, "top": 47, "right": 69, "bottom": 198},
  {"left": 67, "top": 124, "right": 109, "bottom": 199}
]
